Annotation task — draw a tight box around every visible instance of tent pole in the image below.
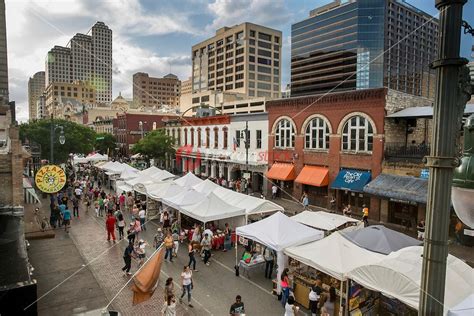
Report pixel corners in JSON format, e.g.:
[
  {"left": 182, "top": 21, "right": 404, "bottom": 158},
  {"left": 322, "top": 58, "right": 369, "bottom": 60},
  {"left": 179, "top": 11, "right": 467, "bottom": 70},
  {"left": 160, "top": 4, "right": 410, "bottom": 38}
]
[
  {"left": 345, "top": 280, "right": 349, "bottom": 316},
  {"left": 339, "top": 279, "right": 344, "bottom": 315}
]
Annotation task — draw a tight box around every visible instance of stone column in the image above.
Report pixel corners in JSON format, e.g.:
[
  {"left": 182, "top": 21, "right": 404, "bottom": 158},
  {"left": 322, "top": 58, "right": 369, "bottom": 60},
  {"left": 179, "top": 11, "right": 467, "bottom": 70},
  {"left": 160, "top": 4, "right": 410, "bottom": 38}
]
[
  {"left": 210, "top": 161, "right": 216, "bottom": 178},
  {"left": 227, "top": 163, "right": 233, "bottom": 181},
  {"left": 218, "top": 163, "right": 224, "bottom": 178},
  {"left": 194, "top": 158, "right": 200, "bottom": 175}
]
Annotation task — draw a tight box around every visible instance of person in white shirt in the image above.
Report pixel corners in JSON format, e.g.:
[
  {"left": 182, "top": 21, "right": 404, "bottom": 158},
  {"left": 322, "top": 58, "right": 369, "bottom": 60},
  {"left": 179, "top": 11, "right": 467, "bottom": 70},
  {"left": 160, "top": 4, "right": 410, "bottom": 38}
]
[
  {"left": 179, "top": 266, "right": 193, "bottom": 307},
  {"left": 271, "top": 185, "right": 278, "bottom": 199},
  {"left": 74, "top": 187, "right": 82, "bottom": 200},
  {"left": 138, "top": 208, "right": 146, "bottom": 231}
]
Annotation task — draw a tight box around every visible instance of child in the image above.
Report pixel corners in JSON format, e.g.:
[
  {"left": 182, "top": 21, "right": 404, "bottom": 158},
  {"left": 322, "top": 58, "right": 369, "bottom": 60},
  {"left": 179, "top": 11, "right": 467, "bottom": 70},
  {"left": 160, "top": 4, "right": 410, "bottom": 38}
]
[
  {"left": 172, "top": 229, "right": 180, "bottom": 257},
  {"left": 94, "top": 201, "right": 100, "bottom": 217}
]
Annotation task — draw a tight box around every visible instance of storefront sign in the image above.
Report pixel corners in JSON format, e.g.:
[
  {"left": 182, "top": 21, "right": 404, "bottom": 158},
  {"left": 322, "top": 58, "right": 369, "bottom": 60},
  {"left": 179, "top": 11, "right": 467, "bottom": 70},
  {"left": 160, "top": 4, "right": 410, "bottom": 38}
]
[
  {"left": 389, "top": 198, "right": 417, "bottom": 206},
  {"left": 35, "top": 165, "right": 67, "bottom": 193}
]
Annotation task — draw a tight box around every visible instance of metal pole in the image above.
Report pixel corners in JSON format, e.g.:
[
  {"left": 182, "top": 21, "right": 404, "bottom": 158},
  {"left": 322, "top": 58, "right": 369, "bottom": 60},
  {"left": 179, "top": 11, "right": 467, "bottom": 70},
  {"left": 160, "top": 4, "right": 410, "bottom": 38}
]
[
  {"left": 245, "top": 120, "right": 249, "bottom": 195},
  {"left": 419, "top": 0, "right": 468, "bottom": 314},
  {"left": 50, "top": 113, "right": 54, "bottom": 164}
]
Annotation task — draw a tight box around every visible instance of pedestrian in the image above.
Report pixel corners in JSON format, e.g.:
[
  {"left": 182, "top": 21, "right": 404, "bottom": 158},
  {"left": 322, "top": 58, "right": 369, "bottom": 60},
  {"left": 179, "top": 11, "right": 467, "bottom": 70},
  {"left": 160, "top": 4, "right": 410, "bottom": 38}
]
[
  {"left": 330, "top": 196, "right": 336, "bottom": 210},
  {"left": 106, "top": 212, "right": 117, "bottom": 242},
  {"left": 126, "top": 192, "right": 134, "bottom": 212},
  {"left": 229, "top": 295, "right": 245, "bottom": 316},
  {"left": 280, "top": 268, "right": 290, "bottom": 308},
  {"left": 72, "top": 196, "right": 80, "bottom": 218},
  {"left": 162, "top": 294, "right": 177, "bottom": 316},
  {"left": 50, "top": 204, "right": 60, "bottom": 228},
  {"left": 119, "top": 192, "right": 126, "bottom": 211},
  {"left": 84, "top": 194, "right": 91, "bottom": 213},
  {"left": 362, "top": 204, "right": 369, "bottom": 227},
  {"left": 164, "top": 277, "right": 174, "bottom": 302},
  {"left": 308, "top": 278, "right": 322, "bottom": 316},
  {"left": 284, "top": 296, "right": 299, "bottom": 316},
  {"left": 172, "top": 229, "right": 179, "bottom": 257},
  {"left": 132, "top": 204, "right": 139, "bottom": 221},
  {"left": 417, "top": 219, "right": 425, "bottom": 241},
  {"left": 164, "top": 232, "right": 174, "bottom": 262},
  {"left": 163, "top": 211, "right": 170, "bottom": 228},
  {"left": 122, "top": 241, "right": 134, "bottom": 276},
  {"left": 133, "top": 216, "right": 142, "bottom": 239},
  {"left": 302, "top": 192, "right": 309, "bottom": 211},
  {"left": 272, "top": 184, "right": 278, "bottom": 199},
  {"left": 201, "top": 233, "right": 212, "bottom": 266},
  {"left": 153, "top": 227, "right": 164, "bottom": 249},
  {"left": 455, "top": 219, "right": 464, "bottom": 245},
  {"left": 135, "top": 239, "right": 148, "bottom": 267},
  {"left": 320, "top": 288, "right": 336, "bottom": 316},
  {"left": 223, "top": 222, "right": 232, "bottom": 252},
  {"left": 343, "top": 204, "right": 352, "bottom": 217},
  {"left": 63, "top": 204, "right": 72, "bottom": 233},
  {"left": 127, "top": 222, "right": 136, "bottom": 244},
  {"left": 188, "top": 241, "right": 197, "bottom": 271},
  {"left": 98, "top": 196, "right": 105, "bottom": 217},
  {"left": 263, "top": 246, "right": 275, "bottom": 279},
  {"left": 117, "top": 213, "right": 125, "bottom": 239},
  {"left": 74, "top": 186, "right": 82, "bottom": 200},
  {"left": 179, "top": 266, "right": 193, "bottom": 308},
  {"left": 138, "top": 207, "right": 146, "bottom": 231}
]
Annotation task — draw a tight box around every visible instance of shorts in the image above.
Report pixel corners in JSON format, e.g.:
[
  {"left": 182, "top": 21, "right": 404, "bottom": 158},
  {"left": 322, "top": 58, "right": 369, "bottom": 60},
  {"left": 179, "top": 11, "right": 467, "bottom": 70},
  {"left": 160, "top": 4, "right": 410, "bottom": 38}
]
[
  {"left": 63, "top": 219, "right": 70, "bottom": 225},
  {"left": 418, "top": 231, "right": 425, "bottom": 239}
]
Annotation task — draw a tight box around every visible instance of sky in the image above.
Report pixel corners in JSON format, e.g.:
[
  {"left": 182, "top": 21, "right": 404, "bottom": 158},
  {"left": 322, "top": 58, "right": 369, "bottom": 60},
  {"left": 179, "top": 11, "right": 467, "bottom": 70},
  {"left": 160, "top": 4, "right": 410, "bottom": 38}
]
[{"left": 6, "top": 0, "right": 474, "bottom": 122}]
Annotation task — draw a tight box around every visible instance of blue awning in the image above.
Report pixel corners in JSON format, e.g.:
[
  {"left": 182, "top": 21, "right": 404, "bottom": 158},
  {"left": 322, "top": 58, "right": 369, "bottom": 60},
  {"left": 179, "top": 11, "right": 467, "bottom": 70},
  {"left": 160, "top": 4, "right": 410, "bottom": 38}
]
[{"left": 331, "top": 169, "right": 371, "bottom": 192}]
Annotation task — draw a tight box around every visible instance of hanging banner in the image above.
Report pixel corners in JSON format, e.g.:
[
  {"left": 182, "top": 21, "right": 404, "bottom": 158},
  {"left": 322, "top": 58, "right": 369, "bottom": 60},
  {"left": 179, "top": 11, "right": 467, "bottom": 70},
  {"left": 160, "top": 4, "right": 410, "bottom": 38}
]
[{"left": 35, "top": 165, "right": 67, "bottom": 193}]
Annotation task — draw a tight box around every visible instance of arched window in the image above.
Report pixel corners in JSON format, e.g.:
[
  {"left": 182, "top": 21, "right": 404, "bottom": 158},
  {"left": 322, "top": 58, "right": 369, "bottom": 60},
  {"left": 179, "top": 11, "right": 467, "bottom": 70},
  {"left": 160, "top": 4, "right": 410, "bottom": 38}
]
[
  {"left": 172, "top": 129, "right": 176, "bottom": 144},
  {"left": 184, "top": 128, "right": 188, "bottom": 145},
  {"left": 342, "top": 115, "right": 374, "bottom": 152},
  {"left": 275, "top": 118, "right": 295, "bottom": 149},
  {"left": 305, "top": 117, "right": 329, "bottom": 150},
  {"left": 205, "top": 128, "right": 210, "bottom": 148},
  {"left": 197, "top": 128, "right": 202, "bottom": 147},
  {"left": 177, "top": 128, "right": 181, "bottom": 145},
  {"left": 223, "top": 127, "right": 228, "bottom": 149},
  {"left": 214, "top": 127, "right": 219, "bottom": 148},
  {"left": 190, "top": 128, "right": 194, "bottom": 147}
]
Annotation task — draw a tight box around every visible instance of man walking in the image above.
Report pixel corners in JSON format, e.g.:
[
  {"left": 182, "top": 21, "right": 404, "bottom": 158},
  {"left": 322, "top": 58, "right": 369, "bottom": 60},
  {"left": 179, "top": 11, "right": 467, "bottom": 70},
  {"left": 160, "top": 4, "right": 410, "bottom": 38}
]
[
  {"left": 72, "top": 196, "right": 80, "bottom": 218},
  {"left": 271, "top": 184, "right": 278, "bottom": 199},
  {"left": 106, "top": 212, "right": 117, "bottom": 242},
  {"left": 229, "top": 295, "right": 245, "bottom": 316},
  {"left": 263, "top": 246, "right": 275, "bottom": 279},
  {"left": 201, "top": 233, "right": 212, "bottom": 266},
  {"left": 122, "top": 241, "right": 134, "bottom": 276},
  {"left": 164, "top": 232, "right": 174, "bottom": 263},
  {"left": 63, "top": 205, "right": 72, "bottom": 233},
  {"left": 362, "top": 204, "right": 369, "bottom": 227}
]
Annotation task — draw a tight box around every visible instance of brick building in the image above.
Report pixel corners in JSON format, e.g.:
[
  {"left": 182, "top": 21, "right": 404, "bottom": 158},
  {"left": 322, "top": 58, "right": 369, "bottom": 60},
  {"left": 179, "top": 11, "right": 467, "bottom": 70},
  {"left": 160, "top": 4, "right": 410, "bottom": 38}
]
[
  {"left": 132, "top": 72, "right": 181, "bottom": 108},
  {"left": 114, "top": 113, "right": 177, "bottom": 156}
]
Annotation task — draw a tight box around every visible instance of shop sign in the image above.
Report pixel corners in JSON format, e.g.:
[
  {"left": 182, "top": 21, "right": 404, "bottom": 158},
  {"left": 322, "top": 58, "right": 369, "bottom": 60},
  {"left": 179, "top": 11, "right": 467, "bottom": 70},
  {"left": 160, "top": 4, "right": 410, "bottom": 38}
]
[
  {"left": 242, "top": 172, "right": 251, "bottom": 179},
  {"left": 35, "top": 164, "right": 66, "bottom": 193},
  {"left": 389, "top": 198, "right": 417, "bottom": 206}
]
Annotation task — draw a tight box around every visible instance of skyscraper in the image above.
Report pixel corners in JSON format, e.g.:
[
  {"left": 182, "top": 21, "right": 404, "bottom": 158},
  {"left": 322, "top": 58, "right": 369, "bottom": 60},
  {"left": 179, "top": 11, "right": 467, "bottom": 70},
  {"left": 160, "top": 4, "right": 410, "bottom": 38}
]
[
  {"left": 291, "top": 0, "right": 438, "bottom": 99},
  {"left": 45, "top": 21, "right": 112, "bottom": 104},
  {"left": 0, "top": 0, "right": 8, "bottom": 104},
  {"left": 28, "top": 71, "right": 45, "bottom": 120}
]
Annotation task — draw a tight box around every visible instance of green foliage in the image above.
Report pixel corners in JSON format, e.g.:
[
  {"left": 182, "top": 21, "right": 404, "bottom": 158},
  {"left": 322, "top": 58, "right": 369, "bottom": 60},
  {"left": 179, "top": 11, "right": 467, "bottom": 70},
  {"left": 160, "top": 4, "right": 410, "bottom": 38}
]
[
  {"left": 95, "top": 133, "right": 116, "bottom": 155},
  {"left": 19, "top": 119, "right": 97, "bottom": 164},
  {"left": 131, "top": 129, "right": 175, "bottom": 162}
]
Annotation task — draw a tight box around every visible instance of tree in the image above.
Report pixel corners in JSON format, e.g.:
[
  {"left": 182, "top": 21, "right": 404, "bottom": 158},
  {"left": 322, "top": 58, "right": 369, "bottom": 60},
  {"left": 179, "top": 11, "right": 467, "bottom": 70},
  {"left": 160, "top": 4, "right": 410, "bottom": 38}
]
[
  {"left": 131, "top": 130, "right": 175, "bottom": 164},
  {"left": 95, "top": 133, "right": 116, "bottom": 156},
  {"left": 19, "top": 119, "right": 97, "bottom": 164}
]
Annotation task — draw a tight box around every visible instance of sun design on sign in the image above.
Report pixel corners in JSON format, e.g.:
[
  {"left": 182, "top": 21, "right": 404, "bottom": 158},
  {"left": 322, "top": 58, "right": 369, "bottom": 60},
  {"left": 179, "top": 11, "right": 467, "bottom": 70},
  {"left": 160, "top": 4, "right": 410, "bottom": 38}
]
[
  {"left": 35, "top": 165, "right": 67, "bottom": 193},
  {"left": 343, "top": 171, "right": 362, "bottom": 184}
]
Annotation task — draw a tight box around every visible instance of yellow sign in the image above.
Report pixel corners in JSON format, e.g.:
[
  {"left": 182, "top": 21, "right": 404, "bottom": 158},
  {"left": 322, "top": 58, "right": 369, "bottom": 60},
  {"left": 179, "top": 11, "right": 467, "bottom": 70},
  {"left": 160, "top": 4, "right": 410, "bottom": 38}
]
[{"left": 35, "top": 165, "right": 67, "bottom": 193}]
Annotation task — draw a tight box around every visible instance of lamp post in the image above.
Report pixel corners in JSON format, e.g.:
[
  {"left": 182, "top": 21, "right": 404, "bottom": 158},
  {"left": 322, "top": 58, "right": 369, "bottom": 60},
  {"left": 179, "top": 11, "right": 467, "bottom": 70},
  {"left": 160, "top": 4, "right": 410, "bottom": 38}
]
[
  {"left": 419, "top": 0, "right": 471, "bottom": 314},
  {"left": 138, "top": 121, "right": 147, "bottom": 140},
  {"left": 50, "top": 113, "right": 65, "bottom": 164}
]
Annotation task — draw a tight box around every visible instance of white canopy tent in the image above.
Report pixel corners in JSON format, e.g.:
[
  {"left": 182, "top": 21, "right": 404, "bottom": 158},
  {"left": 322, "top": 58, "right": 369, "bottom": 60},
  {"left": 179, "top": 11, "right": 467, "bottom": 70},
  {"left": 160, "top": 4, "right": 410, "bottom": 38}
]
[
  {"left": 173, "top": 172, "right": 203, "bottom": 188},
  {"left": 179, "top": 192, "right": 246, "bottom": 223},
  {"left": 192, "top": 179, "right": 220, "bottom": 194},
  {"left": 116, "top": 180, "right": 133, "bottom": 194},
  {"left": 73, "top": 156, "right": 89, "bottom": 164},
  {"left": 147, "top": 182, "right": 184, "bottom": 201},
  {"left": 87, "top": 153, "right": 108, "bottom": 162},
  {"left": 119, "top": 168, "right": 139, "bottom": 180},
  {"left": 151, "top": 169, "right": 175, "bottom": 181},
  {"left": 347, "top": 246, "right": 474, "bottom": 314},
  {"left": 125, "top": 174, "right": 156, "bottom": 187},
  {"left": 236, "top": 212, "right": 324, "bottom": 293},
  {"left": 291, "top": 211, "right": 360, "bottom": 232},
  {"left": 137, "top": 166, "right": 162, "bottom": 177},
  {"left": 98, "top": 161, "right": 117, "bottom": 171},
  {"left": 284, "top": 231, "right": 385, "bottom": 281},
  {"left": 448, "top": 294, "right": 474, "bottom": 316},
  {"left": 213, "top": 186, "right": 284, "bottom": 216},
  {"left": 162, "top": 188, "right": 207, "bottom": 210}
]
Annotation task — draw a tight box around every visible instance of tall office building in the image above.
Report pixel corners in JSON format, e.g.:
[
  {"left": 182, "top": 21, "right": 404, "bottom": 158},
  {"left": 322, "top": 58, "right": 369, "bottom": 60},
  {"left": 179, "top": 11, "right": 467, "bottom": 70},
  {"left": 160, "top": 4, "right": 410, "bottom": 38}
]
[
  {"left": 291, "top": 0, "right": 438, "bottom": 98},
  {"left": 133, "top": 72, "right": 181, "bottom": 108},
  {"left": 28, "top": 71, "right": 45, "bottom": 120},
  {"left": 45, "top": 22, "right": 112, "bottom": 104},
  {"left": 192, "top": 22, "right": 282, "bottom": 99},
  {"left": 0, "top": 0, "right": 8, "bottom": 103}
]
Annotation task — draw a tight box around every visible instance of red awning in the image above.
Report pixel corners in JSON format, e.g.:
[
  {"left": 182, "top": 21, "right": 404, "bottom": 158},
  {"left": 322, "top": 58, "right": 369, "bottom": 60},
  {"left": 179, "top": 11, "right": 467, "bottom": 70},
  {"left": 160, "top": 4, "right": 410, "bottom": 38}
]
[
  {"left": 295, "top": 165, "right": 329, "bottom": 187},
  {"left": 266, "top": 163, "right": 296, "bottom": 181}
]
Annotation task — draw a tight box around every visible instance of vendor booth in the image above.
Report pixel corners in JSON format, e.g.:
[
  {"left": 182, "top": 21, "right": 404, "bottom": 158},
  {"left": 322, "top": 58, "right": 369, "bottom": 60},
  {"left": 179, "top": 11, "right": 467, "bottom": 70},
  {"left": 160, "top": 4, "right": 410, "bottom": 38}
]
[
  {"left": 340, "top": 225, "right": 421, "bottom": 255},
  {"left": 236, "top": 212, "right": 324, "bottom": 294},
  {"left": 291, "top": 211, "right": 359, "bottom": 233},
  {"left": 347, "top": 246, "right": 474, "bottom": 315},
  {"left": 448, "top": 294, "right": 474, "bottom": 316},
  {"left": 173, "top": 172, "right": 203, "bottom": 188},
  {"left": 284, "top": 232, "right": 385, "bottom": 312}
]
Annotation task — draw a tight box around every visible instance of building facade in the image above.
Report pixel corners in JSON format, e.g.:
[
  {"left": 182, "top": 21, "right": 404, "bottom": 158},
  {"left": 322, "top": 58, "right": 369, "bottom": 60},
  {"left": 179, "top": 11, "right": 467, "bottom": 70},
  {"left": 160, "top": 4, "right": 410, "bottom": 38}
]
[
  {"left": 45, "top": 22, "right": 112, "bottom": 103},
  {"left": 164, "top": 112, "right": 269, "bottom": 193},
  {"left": 0, "top": 0, "right": 7, "bottom": 103},
  {"left": 291, "top": 0, "right": 438, "bottom": 99},
  {"left": 44, "top": 80, "right": 96, "bottom": 116},
  {"left": 133, "top": 72, "right": 181, "bottom": 108},
  {"left": 192, "top": 22, "right": 282, "bottom": 99},
  {"left": 27, "top": 71, "right": 45, "bottom": 120},
  {"left": 36, "top": 95, "right": 46, "bottom": 120},
  {"left": 114, "top": 113, "right": 177, "bottom": 156}
]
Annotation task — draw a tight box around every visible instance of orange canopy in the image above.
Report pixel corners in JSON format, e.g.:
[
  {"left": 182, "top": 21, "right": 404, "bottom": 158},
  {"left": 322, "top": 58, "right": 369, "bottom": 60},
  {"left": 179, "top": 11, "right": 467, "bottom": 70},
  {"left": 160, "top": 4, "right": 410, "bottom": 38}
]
[
  {"left": 295, "top": 165, "right": 329, "bottom": 187},
  {"left": 266, "top": 163, "right": 296, "bottom": 181}
]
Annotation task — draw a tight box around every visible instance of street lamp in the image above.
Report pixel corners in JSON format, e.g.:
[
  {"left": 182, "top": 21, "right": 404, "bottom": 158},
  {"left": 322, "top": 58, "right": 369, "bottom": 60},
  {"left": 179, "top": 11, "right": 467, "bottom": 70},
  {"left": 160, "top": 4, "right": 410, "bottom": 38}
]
[{"left": 452, "top": 114, "right": 474, "bottom": 228}]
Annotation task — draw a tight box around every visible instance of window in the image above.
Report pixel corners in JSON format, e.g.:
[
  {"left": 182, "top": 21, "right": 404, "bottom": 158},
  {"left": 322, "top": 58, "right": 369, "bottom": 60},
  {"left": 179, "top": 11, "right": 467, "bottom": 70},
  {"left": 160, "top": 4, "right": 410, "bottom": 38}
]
[
  {"left": 214, "top": 127, "right": 219, "bottom": 148},
  {"left": 177, "top": 128, "right": 181, "bottom": 145},
  {"left": 275, "top": 119, "right": 295, "bottom": 148},
  {"left": 235, "top": 82, "right": 244, "bottom": 88},
  {"left": 184, "top": 128, "right": 188, "bottom": 145},
  {"left": 342, "top": 115, "right": 374, "bottom": 152},
  {"left": 256, "top": 130, "right": 262, "bottom": 149},
  {"left": 197, "top": 128, "right": 202, "bottom": 147},
  {"left": 258, "top": 49, "right": 272, "bottom": 58},
  {"left": 235, "top": 73, "right": 244, "bottom": 80},
  {"left": 205, "top": 128, "right": 210, "bottom": 148},
  {"left": 250, "top": 30, "right": 256, "bottom": 37},
  {"left": 258, "top": 32, "right": 272, "bottom": 41},
  {"left": 223, "top": 127, "right": 228, "bottom": 148},
  {"left": 190, "top": 128, "right": 194, "bottom": 146},
  {"left": 201, "top": 95, "right": 210, "bottom": 102},
  {"left": 192, "top": 97, "right": 200, "bottom": 104},
  {"left": 305, "top": 117, "right": 329, "bottom": 150}
]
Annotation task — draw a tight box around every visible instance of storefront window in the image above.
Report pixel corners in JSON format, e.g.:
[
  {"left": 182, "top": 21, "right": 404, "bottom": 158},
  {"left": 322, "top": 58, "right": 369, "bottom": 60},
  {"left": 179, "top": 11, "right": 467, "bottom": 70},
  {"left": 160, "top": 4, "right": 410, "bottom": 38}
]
[
  {"left": 275, "top": 118, "right": 295, "bottom": 149},
  {"left": 342, "top": 115, "right": 374, "bottom": 152},
  {"left": 305, "top": 117, "right": 329, "bottom": 149}
]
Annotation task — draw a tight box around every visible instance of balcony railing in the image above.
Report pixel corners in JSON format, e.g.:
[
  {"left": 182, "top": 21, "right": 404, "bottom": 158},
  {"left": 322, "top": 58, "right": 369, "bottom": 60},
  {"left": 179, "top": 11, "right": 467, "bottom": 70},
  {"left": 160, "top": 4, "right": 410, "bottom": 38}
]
[{"left": 384, "top": 142, "right": 430, "bottom": 162}]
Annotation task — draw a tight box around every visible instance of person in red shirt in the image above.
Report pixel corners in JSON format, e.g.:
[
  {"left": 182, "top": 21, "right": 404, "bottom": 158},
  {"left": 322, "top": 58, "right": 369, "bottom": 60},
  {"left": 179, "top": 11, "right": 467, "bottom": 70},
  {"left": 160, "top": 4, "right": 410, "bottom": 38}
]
[{"left": 106, "top": 212, "right": 117, "bottom": 242}]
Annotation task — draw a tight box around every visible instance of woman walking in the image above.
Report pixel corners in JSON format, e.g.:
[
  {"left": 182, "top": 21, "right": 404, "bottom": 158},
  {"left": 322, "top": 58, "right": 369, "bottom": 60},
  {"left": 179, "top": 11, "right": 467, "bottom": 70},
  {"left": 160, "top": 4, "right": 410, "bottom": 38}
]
[
  {"left": 164, "top": 277, "right": 174, "bottom": 302},
  {"left": 179, "top": 266, "right": 193, "bottom": 308},
  {"left": 161, "top": 294, "right": 177, "bottom": 316},
  {"left": 117, "top": 213, "right": 125, "bottom": 239},
  {"left": 280, "top": 268, "right": 290, "bottom": 308},
  {"left": 188, "top": 241, "right": 197, "bottom": 271}
]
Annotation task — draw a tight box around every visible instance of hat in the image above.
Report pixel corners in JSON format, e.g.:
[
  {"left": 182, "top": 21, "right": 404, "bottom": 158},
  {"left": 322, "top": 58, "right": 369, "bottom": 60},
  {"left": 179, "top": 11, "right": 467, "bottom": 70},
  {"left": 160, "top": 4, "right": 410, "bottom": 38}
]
[{"left": 157, "top": 227, "right": 162, "bottom": 232}]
